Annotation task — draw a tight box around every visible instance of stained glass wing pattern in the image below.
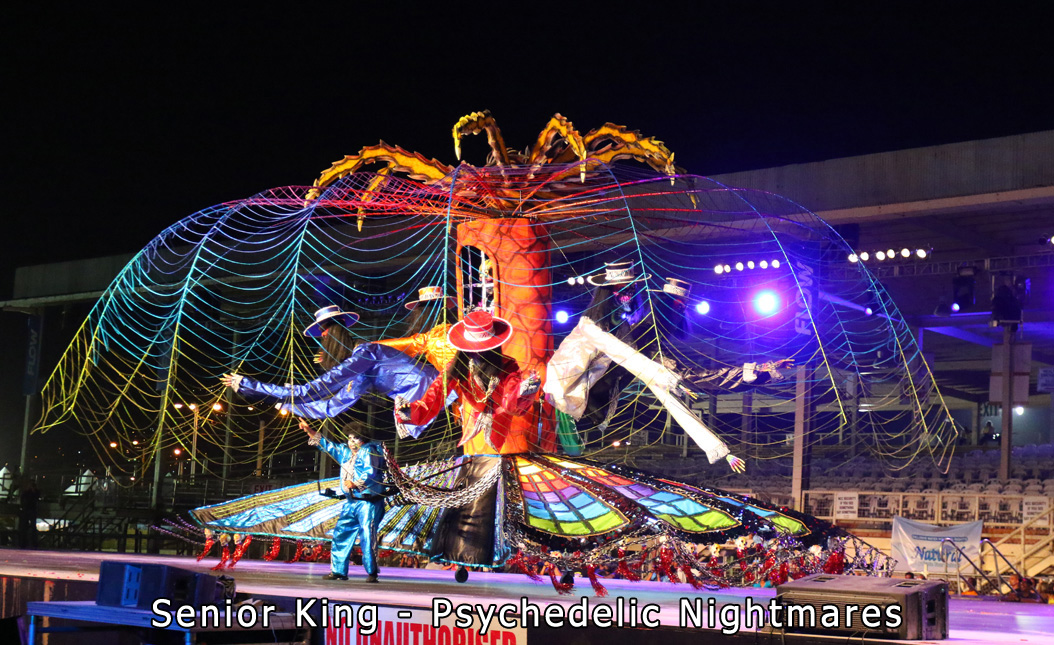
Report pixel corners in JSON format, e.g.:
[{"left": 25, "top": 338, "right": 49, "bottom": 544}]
[
  {"left": 656, "top": 478, "right": 809, "bottom": 536},
  {"left": 511, "top": 456, "right": 630, "bottom": 537},
  {"left": 517, "top": 455, "right": 742, "bottom": 538}
]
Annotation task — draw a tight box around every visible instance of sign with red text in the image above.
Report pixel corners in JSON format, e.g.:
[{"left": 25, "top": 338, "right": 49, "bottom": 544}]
[{"left": 323, "top": 602, "right": 526, "bottom": 645}]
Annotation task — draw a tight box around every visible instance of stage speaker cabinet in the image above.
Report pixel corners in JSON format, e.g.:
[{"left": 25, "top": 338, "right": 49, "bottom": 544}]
[
  {"left": 97, "top": 561, "right": 223, "bottom": 609},
  {"left": 775, "top": 573, "right": 948, "bottom": 640}
]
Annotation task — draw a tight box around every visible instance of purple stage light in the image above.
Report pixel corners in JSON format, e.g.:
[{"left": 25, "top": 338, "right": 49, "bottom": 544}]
[
  {"left": 951, "top": 303, "right": 961, "bottom": 313},
  {"left": 753, "top": 290, "right": 780, "bottom": 316}
]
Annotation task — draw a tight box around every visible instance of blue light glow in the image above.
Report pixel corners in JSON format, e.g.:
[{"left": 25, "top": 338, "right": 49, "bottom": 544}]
[
  {"left": 753, "top": 290, "right": 780, "bottom": 316},
  {"left": 555, "top": 310, "right": 570, "bottom": 324},
  {"left": 695, "top": 301, "right": 710, "bottom": 315}
]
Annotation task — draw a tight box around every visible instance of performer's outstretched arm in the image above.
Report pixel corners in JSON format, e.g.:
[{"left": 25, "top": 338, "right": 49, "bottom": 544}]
[
  {"left": 222, "top": 345, "right": 384, "bottom": 404},
  {"left": 556, "top": 317, "right": 744, "bottom": 470},
  {"left": 300, "top": 419, "right": 351, "bottom": 464}
]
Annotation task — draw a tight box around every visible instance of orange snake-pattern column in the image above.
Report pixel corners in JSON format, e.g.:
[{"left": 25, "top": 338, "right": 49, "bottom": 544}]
[{"left": 456, "top": 218, "right": 556, "bottom": 455}]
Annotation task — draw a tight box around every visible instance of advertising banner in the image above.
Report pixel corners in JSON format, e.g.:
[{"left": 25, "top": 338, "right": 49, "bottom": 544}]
[
  {"left": 23, "top": 314, "right": 43, "bottom": 395},
  {"left": 891, "top": 516, "right": 982, "bottom": 572},
  {"left": 323, "top": 601, "right": 527, "bottom": 645}
]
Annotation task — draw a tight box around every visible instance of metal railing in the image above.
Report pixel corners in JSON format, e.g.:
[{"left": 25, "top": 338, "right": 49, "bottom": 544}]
[
  {"left": 939, "top": 537, "right": 1001, "bottom": 598},
  {"left": 981, "top": 538, "right": 1029, "bottom": 595},
  {"left": 993, "top": 504, "right": 1054, "bottom": 573}
]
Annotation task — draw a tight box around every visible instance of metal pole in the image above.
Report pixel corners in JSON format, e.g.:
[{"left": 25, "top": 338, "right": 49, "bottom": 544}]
[
  {"left": 256, "top": 419, "right": 265, "bottom": 477},
  {"left": 792, "top": 364, "right": 813, "bottom": 511},
  {"left": 999, "top": 325, "right": 1015, "bottom": 481},
  {"left": 20, "top": 311, "right": 43, "bottom": 475},
  {"left": 190, "top": 408, "right": 199, "bottom": 481},
  {"left": 222, "top": 331, "right": 239, "bottom": 492},
  {"left": 741, "top": 390, "right": 753, "bottom": 460},
  {"left": 20, "top": 396, "right": 33, "bottom": 475}
]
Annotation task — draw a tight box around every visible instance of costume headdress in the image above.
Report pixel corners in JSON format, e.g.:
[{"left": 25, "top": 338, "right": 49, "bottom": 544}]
[
  {"left": 405, "top": 286, "right": 452, "bottom": 310},
  {"left": 304, "top": 305, "right": 360, "bottom": 337},
  {"left": 447, "top": 310, "right": 513, "bottom": 352},
  {"left": 585, "top": 261, "right": 650, "bottom": 287}
]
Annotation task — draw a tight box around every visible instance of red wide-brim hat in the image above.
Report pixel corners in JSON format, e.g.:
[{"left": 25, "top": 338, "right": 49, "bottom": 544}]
[{"left": 447, "top": 310, "right": 513, "bottom": 352}]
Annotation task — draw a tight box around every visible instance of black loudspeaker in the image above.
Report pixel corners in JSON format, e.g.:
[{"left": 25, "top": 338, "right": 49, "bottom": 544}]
[
  {"left": 96, "top": 561, "right": 222, "bottom": 609},
  {"left": 775, "top": 574, "right": 948, "bottom": 640}
]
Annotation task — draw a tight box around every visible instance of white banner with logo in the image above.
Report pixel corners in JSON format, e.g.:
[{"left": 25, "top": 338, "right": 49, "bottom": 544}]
[{"left": 891, "top": 516, "right": 982, "bottom": 572}]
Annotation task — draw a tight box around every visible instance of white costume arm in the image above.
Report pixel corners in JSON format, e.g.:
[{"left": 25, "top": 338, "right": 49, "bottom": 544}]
[
  {"left": 577, "top": 318, "right": 731, "bottom": 464},
  {"left": 543, "top": 319, "right": 612, "bottom": 419}
]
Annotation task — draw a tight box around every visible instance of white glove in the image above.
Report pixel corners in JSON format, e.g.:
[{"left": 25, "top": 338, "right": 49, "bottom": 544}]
[{"left": 221, "top": 373, "right": 243, "bottom": 392}]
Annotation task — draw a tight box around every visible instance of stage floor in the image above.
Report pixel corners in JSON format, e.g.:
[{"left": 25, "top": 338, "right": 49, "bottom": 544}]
[{"left": 2, "top": 548, "right": 1052, "bottom": 644}]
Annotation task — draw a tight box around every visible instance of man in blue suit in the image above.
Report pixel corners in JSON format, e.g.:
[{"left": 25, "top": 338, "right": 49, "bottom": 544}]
[{"left": 301, "top": 418, "right": 386, "bottom": 582}]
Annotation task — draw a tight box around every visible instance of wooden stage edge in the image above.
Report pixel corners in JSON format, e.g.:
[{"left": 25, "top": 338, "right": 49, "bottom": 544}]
[{"left": 2, "top": 548, "right": 1052, "bottom": 644}]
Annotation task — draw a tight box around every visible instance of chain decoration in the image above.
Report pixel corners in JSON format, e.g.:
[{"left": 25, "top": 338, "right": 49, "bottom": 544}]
[{"left": 384, "top": 446, "right": 501, "bottom": 508}]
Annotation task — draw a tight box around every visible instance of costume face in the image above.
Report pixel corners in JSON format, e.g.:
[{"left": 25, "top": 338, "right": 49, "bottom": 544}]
[
  {"left": 346, "top": 435, "right": 364, "bottom": 451},
  {"left": 611, "top": 283, "right": 647, "bottom": 328}
]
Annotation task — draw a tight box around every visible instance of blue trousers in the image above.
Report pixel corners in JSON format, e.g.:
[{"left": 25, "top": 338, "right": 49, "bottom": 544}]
[{"left": 330, "top": 498, "right": 384, "bottom": 576}]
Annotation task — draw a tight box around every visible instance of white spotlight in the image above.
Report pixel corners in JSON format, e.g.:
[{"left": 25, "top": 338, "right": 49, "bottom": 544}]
[
  {"left": 747, "top": 261, "right": 755, "bottom": 269},
  {"left": 901, "top": 248, "right": 911, "bottom": 258},
  {"left": 916, "top": 249, "right": 928, "bottom": 259},
  {"left": 1014, "top": 406, "right": 1025, "bottom": 416},
  {"left": 859, "top": 252, "right": 869, "bottom": 261},
  {"left": 876, "top": 251, "right": 887, "bottom": 261},
  {"left": 567, "top": 277, "right": 576, "bottom": 286},
  {"left": 886, "top": 249, "right": 895, "bottom": 259},
  {"left": 714, "top": 264, "right": 724, "bottom": 275},
  {"left": 848, "top": 254, "right": 859, "bottom": 263},
  {"left": 577, "top": 276, "right": 585, "bottom": 285},
  {"left": 735, "top": 262, "right": 744, "bottom": 271},
  {"left": 759, "top": 260, "right": 769, "bottom": 269},
  {"left": 771, "top": 259, "right": 780, "bottom": 268},
  {"left": 723, "top": 264, "right": 731, "bottom": 273}
]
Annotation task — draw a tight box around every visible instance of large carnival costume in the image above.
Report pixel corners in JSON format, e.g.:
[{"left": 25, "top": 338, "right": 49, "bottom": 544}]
[{"left": 182, "top": 113, "right": 896, "bottom": 590}]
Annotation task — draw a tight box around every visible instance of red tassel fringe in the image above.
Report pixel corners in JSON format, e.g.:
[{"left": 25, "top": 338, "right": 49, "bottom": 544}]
[
  {"left": 680, "top": 562, "right": 704, "bottom": 590},
  {"left": 585, "top": 565, "right": 608, "bottom": 597},
  {"left": 286, "top": 540, "right": 304, "bottom": 563},
  {"left": 546, "top": 565, "right": 575, "bottom": 595},
  {"left": 262, "top": 536, "right": 282, "bottom": 561},
  {"left": 196, "top": 536, "right": 216, "bottom": 562},
  {"left": 508, "top": 550, "right": 542, "bottom": 581},
  {"left": 211, "top": 544, "right": 230, "bottom": 571},
  {"left": 616, "top": 554, "right": 641, "bottom": 581},
  {"left": 822, "top": 550, "right": 845, "bottom": 574},
  {"left": 227, "top": 535, "right": 252, "bottom": 569},
  {"left": 657, "top": 547, "right": 678, "bottom": 583}
]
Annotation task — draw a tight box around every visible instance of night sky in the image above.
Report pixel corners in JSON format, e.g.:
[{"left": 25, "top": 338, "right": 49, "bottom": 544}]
[
  {"left": 6, "top": 4, "right": 1054, "bottom": 281},
  {"left": 3, "top": 4, "right": 1054, "bottom": 469}
]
